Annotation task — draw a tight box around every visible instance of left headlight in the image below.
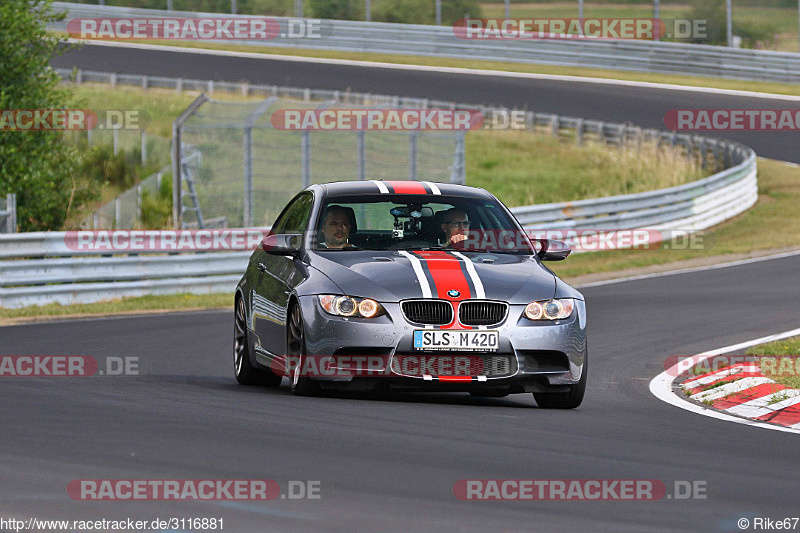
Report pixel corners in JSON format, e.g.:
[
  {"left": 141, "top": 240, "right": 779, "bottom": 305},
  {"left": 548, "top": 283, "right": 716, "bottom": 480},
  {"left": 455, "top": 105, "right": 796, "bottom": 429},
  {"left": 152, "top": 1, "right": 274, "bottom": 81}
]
[
  {"left": 524, "top": 298, "right": 574, "bottom": 321},
  {"left": 318, "top": 295, "right": 386, "bottom": 319}
]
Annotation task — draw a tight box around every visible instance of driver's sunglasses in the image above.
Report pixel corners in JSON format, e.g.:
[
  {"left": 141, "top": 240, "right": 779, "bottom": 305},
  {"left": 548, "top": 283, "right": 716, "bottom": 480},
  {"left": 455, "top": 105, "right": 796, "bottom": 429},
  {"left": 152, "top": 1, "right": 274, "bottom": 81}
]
[{"left": 445, "top": 220, "right": 471, "bottom": 228}]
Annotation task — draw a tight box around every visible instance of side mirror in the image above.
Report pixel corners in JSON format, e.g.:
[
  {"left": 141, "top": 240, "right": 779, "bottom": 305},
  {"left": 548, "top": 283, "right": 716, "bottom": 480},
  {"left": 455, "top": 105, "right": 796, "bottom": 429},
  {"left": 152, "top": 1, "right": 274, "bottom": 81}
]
[
  {"left": 261, "top": 234, "right": 303, "bottom": 255},
  {"left": 535, "top": 239, "right": 571, "bottom": 261}
]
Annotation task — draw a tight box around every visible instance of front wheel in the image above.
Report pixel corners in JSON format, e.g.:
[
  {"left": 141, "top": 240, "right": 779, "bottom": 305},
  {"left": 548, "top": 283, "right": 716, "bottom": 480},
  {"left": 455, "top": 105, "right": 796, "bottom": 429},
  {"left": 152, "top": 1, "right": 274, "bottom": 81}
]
[
  {"left": 287, "top": 303, "right": 320, "bottom": 396},
  {"left": 532, "top": 359, "right": 586, "bottom": 409},
  {"left": 234, "top": 296, "right": 281, "bottom": 387}
]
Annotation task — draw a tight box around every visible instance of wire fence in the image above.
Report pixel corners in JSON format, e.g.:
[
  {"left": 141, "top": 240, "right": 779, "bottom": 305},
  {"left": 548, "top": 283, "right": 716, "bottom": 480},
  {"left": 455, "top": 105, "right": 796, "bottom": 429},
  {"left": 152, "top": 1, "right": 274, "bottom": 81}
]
[
  {"left": 174, "top": 96, "right": 466, "bottom": 229},
  {"left": 84, "top": 165, "right": 170, "bottom": 229},
  {"left": 64, "top": 69, "right": 743, "bottom": 232}
]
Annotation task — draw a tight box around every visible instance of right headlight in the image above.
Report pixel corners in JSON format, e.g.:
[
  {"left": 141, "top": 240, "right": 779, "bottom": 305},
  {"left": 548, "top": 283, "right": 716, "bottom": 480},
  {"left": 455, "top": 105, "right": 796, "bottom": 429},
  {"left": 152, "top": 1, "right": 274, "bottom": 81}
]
[
  {"left": 524, "top": 298, "right": 574, "bottom": 321},
  {"left": 318, "top": 295, "right": 385, "bottom": 319}
]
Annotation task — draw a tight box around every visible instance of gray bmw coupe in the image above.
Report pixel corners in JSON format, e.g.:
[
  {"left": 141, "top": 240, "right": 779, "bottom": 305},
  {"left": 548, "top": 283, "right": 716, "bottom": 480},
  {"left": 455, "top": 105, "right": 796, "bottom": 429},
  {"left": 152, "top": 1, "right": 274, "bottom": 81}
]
[{"left": 234, "top": 180, "right": 587, "bottom": 408}]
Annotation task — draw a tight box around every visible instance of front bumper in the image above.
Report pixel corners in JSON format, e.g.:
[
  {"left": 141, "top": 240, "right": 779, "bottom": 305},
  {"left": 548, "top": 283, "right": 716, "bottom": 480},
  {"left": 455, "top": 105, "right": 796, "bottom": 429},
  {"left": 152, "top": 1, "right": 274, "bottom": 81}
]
[{"left": 290, "top": 295, "right": 587, "bottom": 393}]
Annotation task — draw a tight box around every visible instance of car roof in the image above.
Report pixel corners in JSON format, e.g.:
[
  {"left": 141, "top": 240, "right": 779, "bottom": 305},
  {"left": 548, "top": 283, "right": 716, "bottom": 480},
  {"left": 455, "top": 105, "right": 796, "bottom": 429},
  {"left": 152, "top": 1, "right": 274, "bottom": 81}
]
[{"left": 310, "top": 180, "right": 492, "bottom": 200}]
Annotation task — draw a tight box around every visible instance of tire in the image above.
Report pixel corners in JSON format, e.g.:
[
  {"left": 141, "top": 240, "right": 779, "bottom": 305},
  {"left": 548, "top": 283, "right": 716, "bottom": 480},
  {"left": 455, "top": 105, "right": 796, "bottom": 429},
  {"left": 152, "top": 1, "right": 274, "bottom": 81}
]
[
  {"left": 287, "top": 302, "right": 320, "bottom": 397},
  {"left": 532, "top": 358, "right": 587, "bottom": 409},
  {"left": 234, "top": 296, "right": 281, "bottom": 387}
]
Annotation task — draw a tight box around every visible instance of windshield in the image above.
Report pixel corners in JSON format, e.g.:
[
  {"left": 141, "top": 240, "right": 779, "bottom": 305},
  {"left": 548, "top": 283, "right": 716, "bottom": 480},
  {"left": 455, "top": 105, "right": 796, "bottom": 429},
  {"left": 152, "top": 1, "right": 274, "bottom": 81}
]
[{"left": 313, "top": 194, "right": 534, "bottom": 254}]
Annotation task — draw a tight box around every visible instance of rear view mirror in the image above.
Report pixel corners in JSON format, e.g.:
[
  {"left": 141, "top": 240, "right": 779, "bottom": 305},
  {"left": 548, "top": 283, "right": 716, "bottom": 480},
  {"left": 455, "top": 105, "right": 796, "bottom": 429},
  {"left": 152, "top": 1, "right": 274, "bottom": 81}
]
[
  {"left": 261, "top": 234, "right": 302, "bottom": 255},
  {"left": 535, "top": 239, "right": 571, "bottom": 261}
]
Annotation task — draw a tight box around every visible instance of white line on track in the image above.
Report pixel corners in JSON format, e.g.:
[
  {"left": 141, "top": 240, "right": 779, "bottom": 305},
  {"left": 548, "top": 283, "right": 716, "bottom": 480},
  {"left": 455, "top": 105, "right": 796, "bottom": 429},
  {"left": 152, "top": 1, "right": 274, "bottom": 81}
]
[
  {"left": 68, "top": 39, "right": 800, "bottom": 102},
  {"left": 649, "top": 326, "right": 800, "bottom": 434}
]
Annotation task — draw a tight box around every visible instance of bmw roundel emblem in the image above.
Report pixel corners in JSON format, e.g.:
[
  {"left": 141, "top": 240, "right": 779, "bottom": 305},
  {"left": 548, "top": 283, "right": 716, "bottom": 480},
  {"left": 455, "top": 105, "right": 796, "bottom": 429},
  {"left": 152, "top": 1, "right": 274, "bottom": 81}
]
[{"left": 447, "top": 289, "right": 460, "bottom": 298}]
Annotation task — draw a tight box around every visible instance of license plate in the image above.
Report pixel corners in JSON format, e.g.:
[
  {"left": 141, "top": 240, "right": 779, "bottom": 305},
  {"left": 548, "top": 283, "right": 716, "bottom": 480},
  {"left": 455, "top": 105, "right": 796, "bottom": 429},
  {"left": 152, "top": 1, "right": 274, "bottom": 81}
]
[{"left": 413, "top": 330, "right": 499, "bottom": 351}]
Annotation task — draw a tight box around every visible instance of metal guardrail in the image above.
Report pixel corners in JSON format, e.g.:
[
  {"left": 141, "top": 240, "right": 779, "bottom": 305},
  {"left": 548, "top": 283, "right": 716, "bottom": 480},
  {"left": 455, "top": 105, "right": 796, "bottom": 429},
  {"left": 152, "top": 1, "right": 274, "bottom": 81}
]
[
  {"left": 0, "top": 233, "right": 253, "bottom": 307},
  {"left": 50, "top": 2, "right": 800, "bottom": 83},
  {"left": 0, "top": 194, "right": 17, "bottom": 234}
]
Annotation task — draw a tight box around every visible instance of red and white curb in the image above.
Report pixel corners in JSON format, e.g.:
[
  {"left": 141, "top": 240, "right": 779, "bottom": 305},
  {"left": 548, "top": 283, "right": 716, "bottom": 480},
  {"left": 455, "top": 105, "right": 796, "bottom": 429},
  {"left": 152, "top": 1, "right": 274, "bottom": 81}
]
[
  {"left": 682, "top": 363, "right": 800, "bottom": 429},
  {"left": 650, "top": 327, "right": 800, "bottom": 434}
]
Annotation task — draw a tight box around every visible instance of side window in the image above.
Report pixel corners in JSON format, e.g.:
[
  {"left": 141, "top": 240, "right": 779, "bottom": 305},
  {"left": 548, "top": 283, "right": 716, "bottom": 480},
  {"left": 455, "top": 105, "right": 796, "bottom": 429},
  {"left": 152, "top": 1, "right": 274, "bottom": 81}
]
[{"left": 271, "top": 193, "right": 314, "bottom": 234}]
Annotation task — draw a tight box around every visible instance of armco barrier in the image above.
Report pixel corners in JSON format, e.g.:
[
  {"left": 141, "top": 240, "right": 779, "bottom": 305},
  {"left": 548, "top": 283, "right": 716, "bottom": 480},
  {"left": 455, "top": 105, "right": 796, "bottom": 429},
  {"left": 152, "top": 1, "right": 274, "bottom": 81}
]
[{"left": 50, "top": 2, "right": 800, "bottom": 82}]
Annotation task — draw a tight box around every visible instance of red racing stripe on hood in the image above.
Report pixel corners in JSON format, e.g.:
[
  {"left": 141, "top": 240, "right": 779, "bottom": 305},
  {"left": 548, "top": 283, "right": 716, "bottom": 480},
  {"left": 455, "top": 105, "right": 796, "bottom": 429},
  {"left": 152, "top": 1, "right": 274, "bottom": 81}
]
[{"left": 415, "top": 250, "right": 471, "bottom": 329}]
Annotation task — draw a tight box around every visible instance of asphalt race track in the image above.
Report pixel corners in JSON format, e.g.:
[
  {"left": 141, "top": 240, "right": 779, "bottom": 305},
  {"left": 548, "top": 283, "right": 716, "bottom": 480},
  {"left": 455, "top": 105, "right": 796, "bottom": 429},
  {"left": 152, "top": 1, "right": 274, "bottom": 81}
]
[
  {"left": 3, "top": 254, "right": 800, "bottom": 531},
  {"left": 52, "top": 42, "right": 800, "bottom": 163},
  {"left": 2, "top": 43, "right": 798, "bottom": 532}
]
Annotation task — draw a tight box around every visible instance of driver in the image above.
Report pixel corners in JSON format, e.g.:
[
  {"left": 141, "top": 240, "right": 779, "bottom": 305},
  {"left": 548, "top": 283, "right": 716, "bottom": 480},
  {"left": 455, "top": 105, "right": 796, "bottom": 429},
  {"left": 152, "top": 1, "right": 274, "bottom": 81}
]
[
  {"left": 439, "top": 208, "right": 471, "bottom": 247},
  {"left": 320, "top": 205, "right": 356, "bottom": 249}
]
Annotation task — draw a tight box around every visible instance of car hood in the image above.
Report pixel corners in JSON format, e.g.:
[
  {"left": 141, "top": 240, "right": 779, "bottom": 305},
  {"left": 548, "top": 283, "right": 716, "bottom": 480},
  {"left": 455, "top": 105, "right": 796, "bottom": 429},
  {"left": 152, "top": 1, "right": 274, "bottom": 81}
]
[{"left": 308, "top": 250, "right": 556, "bottom": 303}]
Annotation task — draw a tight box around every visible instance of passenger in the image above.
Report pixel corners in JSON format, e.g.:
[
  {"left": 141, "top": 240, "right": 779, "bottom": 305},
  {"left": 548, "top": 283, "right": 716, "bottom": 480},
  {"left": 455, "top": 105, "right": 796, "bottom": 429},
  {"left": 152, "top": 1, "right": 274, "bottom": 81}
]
[
  {"left": 439, "top": 208, "right": 470, "bottom": 247},
  {"left": 320, "top": 205, "right": 357, "bottom": 249}
]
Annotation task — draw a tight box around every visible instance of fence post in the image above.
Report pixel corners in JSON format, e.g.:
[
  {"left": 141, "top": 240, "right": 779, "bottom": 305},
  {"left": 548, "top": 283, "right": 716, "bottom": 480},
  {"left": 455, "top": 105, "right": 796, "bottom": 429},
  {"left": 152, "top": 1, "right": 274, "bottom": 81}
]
[
  {"left": 550, "top": 115, "right": 559, "bottom": 138},
  {"left": 141, "top": 130, "right": 147, "bottom": 164},
  {"left": 409, "top": 131, "right": 418, "bottom": 181},
  {"left": 113, "top": 128, "right": 119, "bottom": 155},
  {"left": 243, "top": 126, "right": 254, "bottom": 227},
  {"left": 115, "top": 197, "right": 121, "bottom": 229},
  {"left": 6, "top": 194, "right": 16, "bottom": 233},
  {"left": 357, "top": 131, "right": 366, "bottom": 181},
  {"left": 137, "top": 184, "right": 143, "bottom": 221},
  {"left": 576, "top": 118, "right": 584, "bottom": 145},
  {"left": 699, "top": 137, "right": 707, "bottom": 169},
  {"left": 451, "top": 133, "right": 465, "bottom": 184},
  {"left": 302, "top": 130, "right": 311, "bottom": 188},
  {"left": 231, "top": 0, "right": 237, "bottom": 14},
  {"left": 75, "top": 69, "right": 83, "bottom": 85},
  {"left": 176, "top": 78, "right": 183, "bottom": 93},
  {"left": 172, "top": 94, "right": 208, "bottom": 229}
]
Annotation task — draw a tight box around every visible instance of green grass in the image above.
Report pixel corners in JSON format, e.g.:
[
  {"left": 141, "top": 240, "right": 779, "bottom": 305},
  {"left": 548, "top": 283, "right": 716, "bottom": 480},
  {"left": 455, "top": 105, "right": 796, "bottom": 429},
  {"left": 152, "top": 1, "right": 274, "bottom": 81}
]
[
  {"left": 547, "top": 158, "right": 800, "bottom": 279},
  {"left": 70, "top": 84, "right": 202, "bottom": 138},
  {"left": 0, "top": 293, "right": 231, "bottom": 322},
  {"left": 467, "top": 130, "right": 706, "bottom": 206},
  {"left": 58, "top": 36, "right": 800, "bottom": 97},
  {"left": 746, "top": 336, "right": 800, "bottom": 390}
]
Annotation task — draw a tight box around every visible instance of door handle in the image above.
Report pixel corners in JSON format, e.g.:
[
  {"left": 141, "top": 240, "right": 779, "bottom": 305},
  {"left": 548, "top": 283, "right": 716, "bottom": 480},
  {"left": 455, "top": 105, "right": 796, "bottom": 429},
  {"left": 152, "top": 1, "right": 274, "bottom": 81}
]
[{"left": 257, "top": 263, "right": 268, "bottom": 272}]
